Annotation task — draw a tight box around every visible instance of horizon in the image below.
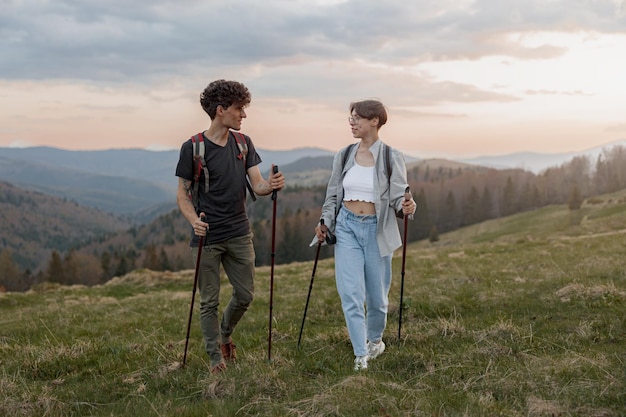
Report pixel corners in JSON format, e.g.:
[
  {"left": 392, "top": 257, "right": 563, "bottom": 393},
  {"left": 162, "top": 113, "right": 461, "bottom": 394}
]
[
  {"left": 2, "top": 137, "right": 625, "bottom": 162},
  {"left": 1, "top": 1, "right": 626, "bottom": 157}
]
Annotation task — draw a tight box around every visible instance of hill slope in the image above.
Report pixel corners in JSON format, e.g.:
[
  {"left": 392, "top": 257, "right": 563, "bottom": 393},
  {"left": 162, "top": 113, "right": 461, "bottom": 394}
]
[
  {"left": 1, "top": 189, "right": 624, "bottom": 416},
  {"left": 0, "top": 155, "right": 174, "bottom": 215},
  {"left": 0, "top": 181, "right": 132, "bottom": 271}
]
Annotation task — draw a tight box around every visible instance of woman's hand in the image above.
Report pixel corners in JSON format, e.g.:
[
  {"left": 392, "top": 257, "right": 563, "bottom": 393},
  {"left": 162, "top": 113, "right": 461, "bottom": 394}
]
[
  {"left": 402, "top": 198, "right": 416, "bottom": 216},
  {"left": 314, "top": 223, "right": 327, "bottom": 243}
]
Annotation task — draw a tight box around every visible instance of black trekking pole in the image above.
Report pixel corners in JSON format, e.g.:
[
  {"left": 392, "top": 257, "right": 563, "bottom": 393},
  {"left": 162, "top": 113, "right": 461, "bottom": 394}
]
[
  {"left": 183, "top": 215, "right": 205, "bottom": 368},
  {"left": 297, "top": 219, "right": 324, "bottom": 348},
  {"left": 398, "top": 187, "right": 411, "bottom": 342},
  {"left": 268, "top": 165, "right": 279, "bottom": 362}
]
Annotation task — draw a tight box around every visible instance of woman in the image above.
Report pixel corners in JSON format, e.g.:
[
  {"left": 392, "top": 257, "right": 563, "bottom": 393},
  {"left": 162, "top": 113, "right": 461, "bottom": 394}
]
[{"left": 315, "top": 99, "right": 416, "bottom": 371}]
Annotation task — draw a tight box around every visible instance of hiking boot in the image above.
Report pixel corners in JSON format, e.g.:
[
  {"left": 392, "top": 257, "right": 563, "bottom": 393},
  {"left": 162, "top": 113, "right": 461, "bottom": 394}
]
[
  {"left": 210, "top": 362, "right": 227, "bottom": 374},
  {"left": 354, "top": 355, "right": 368, "bottom": 371},
  {"left": 367, "top": 340, "right": 385, "bottom": 360},
  {"left": 221, "top": 341, "right": 237, "bottom": 361}
]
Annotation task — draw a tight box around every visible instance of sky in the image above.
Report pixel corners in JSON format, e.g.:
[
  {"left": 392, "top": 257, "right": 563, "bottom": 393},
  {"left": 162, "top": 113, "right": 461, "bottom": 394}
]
[{"left": 1, "top": 0, "right": 626, "bottom": 159}]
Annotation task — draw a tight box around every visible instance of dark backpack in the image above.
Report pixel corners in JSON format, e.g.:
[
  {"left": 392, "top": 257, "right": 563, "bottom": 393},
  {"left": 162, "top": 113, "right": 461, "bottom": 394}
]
[{"left": 190, "top": 131, "right": 256, "bottom": 209}]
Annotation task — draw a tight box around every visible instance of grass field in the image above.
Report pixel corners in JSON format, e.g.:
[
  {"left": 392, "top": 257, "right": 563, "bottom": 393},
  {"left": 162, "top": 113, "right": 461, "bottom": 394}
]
[{"left": 1, "top": 192, "right": 625, "bottom": 416}]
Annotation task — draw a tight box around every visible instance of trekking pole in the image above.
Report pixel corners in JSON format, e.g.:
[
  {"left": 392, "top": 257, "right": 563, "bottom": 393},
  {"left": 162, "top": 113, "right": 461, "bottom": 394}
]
[
  {"left": 297, "top": 219, "right": 324, "bottom": 348},
  {"left": 183, "top": 215, "right": 205, "bottom": 368},
  {"left": 268, "top": 165, "right": 279, "bottom": 362},
  {"left": 398, "top": 187, "right": 412, "bottom": 342}
]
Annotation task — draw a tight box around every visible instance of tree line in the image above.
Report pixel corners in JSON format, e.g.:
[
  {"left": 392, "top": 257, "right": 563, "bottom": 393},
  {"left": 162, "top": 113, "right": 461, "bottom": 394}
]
[
  {"left": 1, "top": 145, "right": 625, "bottom": 292},
  {"left": 249, "top": 145, "right": 626, "bottom": 265}
]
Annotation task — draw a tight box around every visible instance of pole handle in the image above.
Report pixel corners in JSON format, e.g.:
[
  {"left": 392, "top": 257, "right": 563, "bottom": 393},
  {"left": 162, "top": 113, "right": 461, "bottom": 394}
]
[
  {"left": 404, "top": 186, "right": 413, "bottom": 220},
  {"left": 271, "top": 165, "right": 279, "bottom": 201}
]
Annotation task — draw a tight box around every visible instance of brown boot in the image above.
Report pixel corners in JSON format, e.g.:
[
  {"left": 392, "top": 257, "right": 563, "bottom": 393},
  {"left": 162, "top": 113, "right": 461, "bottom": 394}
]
[
  {"left": 220, "top": 341, "right": 237, "bottom": 361},
  {"left": 210, "top": 362, "right": 227, "bottom": 374}
]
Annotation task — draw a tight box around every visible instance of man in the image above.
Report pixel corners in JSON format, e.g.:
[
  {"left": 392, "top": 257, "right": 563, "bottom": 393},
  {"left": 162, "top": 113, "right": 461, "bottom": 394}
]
[{"left": 175, "top": 79, "right": 285, "bottom": 374}]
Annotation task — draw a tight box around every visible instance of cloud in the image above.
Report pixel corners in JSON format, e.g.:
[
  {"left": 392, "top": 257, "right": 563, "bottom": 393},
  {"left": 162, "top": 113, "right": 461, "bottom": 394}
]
[
  {"left": 2, "top": 0, "right": 626, "bottom": 154},
  {"left": 241, "top": 58, "right": 520, "bottom": 107},
  {"left": 525, "top": 89, "right": 592, "bottom": 96},
  {"left": 2, "top": 0, "right": 625, "bottom": 85},
  {"left": 392, "top": 109, "right": 468, "bottom": 119}
]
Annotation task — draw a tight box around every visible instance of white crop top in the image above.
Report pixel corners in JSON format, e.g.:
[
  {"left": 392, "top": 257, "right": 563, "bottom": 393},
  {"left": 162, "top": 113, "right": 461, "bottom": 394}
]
[{"left": 343, "top": 163, "right": 375, "bottom": 203}]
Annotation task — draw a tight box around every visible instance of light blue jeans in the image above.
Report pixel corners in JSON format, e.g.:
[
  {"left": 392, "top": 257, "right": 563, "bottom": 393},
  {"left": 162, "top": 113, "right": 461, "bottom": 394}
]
[{"left": 335, "top": 206, "right": 392, "bottom": 357}]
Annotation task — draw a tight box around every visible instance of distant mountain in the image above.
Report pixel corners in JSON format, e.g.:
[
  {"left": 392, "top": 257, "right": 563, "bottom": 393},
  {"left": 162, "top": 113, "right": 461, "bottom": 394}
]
[
  {"left": 258, "top": 147, "right": 418, "bottom": 174},
  {"left": 458, "top": 139, "right": 626, "bottom": 173},
  {"left": 0, "top": 146, "right": 335, "bottom": 219},
  {"left": 275, "top": 154, "right": 426, "bottom": 187},
  {"left": 0, "top": 155, "right": 173, "bottom": 216},
  {"left": 2, "top": 139, "right": 623, "bottom": 220},
  {"left": 0, "top": 181, "right": 131, "bottom": 272},
  {"left": 278, "top": 155, "right": 332, "bottom": 173},
  {"left": 256, "top": 147, "right": 335, "bottom": 173},
  {"left": 0, "top": 146, "right": 180, "bottom": 192},
  {"left": 276, "top": 155, "right": 335, "bottom": 187}
]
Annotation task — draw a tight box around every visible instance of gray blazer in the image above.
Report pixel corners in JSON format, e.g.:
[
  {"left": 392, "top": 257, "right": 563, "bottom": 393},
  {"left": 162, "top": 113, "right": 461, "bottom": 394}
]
[{"left": 320, "top": 139, "right": 409, "bottom": 257}]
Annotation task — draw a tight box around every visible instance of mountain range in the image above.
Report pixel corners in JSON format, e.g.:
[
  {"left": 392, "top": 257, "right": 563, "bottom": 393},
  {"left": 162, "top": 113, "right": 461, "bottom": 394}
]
[
  {"left": 2, "top": 138, "right": 624, "bottom": 276},
  {"left": 457, "top": 139, "right": 626, "bottom": 173},
  {"left": 1, "top": 138, "right": 624, "bottom": 219}
]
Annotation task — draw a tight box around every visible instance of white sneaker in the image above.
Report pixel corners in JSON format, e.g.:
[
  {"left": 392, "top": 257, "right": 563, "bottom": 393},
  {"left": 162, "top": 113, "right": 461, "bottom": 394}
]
[
  {"left": 354, "top": 355, "right": 368, "bottom": 371},
  {"left": 367, "top": 340, "right": 385, "bottom": 360}
]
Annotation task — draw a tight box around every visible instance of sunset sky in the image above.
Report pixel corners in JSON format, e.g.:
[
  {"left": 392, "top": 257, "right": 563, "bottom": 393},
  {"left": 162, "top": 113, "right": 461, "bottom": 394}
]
[{"left": 1, "top": 0, "right": 625, "bottom": 159}]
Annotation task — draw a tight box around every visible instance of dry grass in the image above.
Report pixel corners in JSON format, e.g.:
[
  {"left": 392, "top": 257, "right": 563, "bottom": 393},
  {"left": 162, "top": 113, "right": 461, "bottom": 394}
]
[{"left": 1, "top": 195, "right": 625, "bottom": 416}]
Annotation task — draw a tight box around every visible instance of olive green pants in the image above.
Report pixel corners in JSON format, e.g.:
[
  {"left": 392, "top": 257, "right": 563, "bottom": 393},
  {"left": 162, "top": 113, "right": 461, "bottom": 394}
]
[{"left": 191, "top": 233, "right": 255, "bottom": 367}]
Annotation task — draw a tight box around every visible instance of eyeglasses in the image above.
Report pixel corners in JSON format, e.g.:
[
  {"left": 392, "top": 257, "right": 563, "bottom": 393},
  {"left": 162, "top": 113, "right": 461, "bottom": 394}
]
[{"left": 348, "top": 115, "right": 364, "bottom": 124}]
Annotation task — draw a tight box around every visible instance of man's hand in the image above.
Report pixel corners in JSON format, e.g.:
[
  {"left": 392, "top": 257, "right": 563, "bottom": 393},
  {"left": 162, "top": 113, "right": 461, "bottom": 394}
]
[
  {"left": 193, "top": 213, "right": 209, "bottom": 237},
  {"left": 269, "top": 164, "right": 285, "bottom": 192}
]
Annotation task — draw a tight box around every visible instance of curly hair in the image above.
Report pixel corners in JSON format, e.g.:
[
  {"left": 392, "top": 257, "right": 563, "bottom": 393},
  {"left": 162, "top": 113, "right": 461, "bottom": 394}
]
[
  {"left": 200, "top": 80, "right": 251, "bottom": 119},
  {"left": 349, "top": 99, "right": 388, "bottom": 128}
]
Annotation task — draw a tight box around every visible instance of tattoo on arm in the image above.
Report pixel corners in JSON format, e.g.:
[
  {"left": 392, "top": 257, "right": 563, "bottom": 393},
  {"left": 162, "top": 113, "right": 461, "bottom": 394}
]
[
  {"left": 182, "top": 179, "right": 192, "bottom": 194},
  {"left": 256, "top": 182, "right": 271, "bottom": 195}
]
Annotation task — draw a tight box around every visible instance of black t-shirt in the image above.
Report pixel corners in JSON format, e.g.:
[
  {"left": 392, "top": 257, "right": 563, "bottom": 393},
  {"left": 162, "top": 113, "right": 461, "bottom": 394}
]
[{"left": 175, "top": 131, "right": 262, "bottom": 245}]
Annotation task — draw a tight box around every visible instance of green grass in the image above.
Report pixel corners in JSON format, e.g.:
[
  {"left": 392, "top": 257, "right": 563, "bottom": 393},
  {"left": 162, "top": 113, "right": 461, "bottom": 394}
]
[{"left": 2, "top": 193, "right": 626, "bottom": 416}]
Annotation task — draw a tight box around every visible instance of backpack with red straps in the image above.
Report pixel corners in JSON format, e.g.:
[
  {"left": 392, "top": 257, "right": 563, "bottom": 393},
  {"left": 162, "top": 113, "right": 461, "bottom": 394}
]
[{"left": 190, "top": 131, "right": 256, "bottom": 209}]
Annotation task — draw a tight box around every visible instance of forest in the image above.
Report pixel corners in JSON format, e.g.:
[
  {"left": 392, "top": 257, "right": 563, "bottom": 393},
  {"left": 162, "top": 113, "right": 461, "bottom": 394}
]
[{"left": 1, "top": 145, "right": 625, "bottom": 292}]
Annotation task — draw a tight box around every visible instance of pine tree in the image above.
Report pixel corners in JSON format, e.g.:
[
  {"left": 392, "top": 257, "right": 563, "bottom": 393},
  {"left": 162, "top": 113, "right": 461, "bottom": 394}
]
[
  {"left": 501, "top": 176, "right": 516, "bottom": 216},
  {"left": 440, "top": 191, "right": 458, "bottom": 232},
  {"left": 481, "top": 187, "right": 493, "bottom": 220},
  {"left": 277, "top": 217, "right": 296, "bottom": 264},
  {"left": 143, "top": 244, "right": 160, "bottom": 270},
  {"left": 429, "top": 225, "right": 439, "bottom": 243},
  {"left": 47, "top": 251, "right": 65, "bottom": 284},
  {"left": 101, "top": 251, "right": 113, "bottom": 280},
  {"left": 115, "top": 253, "right": 130, "bottom": 277},
  {"left": 462, "top": 186, "right": 481, "bottom": 226},
  {"left": 252, "top": 219, "right": 271, "bottom": 267},
  {"left": 531, "top": 184, "right": 543, "bottom": 208},
  {"left": 63, "top": 250, "right": 79, "bottom": 285},
  {"left": 160, "top": 248, "right": 171, "bottom": 271},
  {"left": 568, "top": 185, "right": 583, "bottom": 210},
  {"left": 410, "top": 188, "right": 431, "bottom": 240},
  {"left": 0, "top": 249, "right": 21, "bottom": 291}
]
